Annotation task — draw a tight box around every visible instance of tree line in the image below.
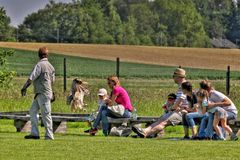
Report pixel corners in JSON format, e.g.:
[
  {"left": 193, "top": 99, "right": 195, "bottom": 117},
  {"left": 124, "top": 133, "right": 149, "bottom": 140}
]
[{"left": 1, "top": 0, "right": 240, "bottom": 47}]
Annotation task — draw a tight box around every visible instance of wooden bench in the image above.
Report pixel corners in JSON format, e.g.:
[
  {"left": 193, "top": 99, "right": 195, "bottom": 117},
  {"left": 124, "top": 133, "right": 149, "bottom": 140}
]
[
  {"left": 0, "top": 111, "right": 91, "bottom": 133},
  {"left": 1, "top": 111, "right": 240, "bottom": 135}
]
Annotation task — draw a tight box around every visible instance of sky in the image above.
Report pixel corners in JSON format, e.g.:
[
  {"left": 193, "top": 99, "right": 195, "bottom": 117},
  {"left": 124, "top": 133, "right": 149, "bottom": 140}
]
[{"left": 0, "top": 0, "right": 72, "bottom": 27}]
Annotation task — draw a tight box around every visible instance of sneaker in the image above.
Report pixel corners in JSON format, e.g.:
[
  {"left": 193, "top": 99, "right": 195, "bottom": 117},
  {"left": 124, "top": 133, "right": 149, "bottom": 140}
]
[
  {"left": 24, "top": 135, "right": 40, "bottom": 140},
  {"left": 132, "top": 126, "right": 146, "bottom": 138},
  {"left": 191, "top": 136, "right": 199, "bottom": 140},
  {"left": 89, "top": 128, "right": 98, "bottom": 136},
  {"left": 230, "top": 134, "right": 238, "bottom": 141},
  {"left": 181, "top": 135, "right": 190, "bottom": 140},
  {"left": 218, "top": 137, "right": 226, "bottom": 141}
]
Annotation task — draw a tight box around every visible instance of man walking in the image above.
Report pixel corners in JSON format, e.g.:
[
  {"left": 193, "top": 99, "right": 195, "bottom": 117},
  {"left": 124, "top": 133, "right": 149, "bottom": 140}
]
[{"left": 21, "top": 47, "right": 55, "bottom": 140}]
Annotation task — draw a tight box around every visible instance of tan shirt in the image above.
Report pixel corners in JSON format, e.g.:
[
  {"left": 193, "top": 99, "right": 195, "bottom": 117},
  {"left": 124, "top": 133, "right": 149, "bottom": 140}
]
[{"left": 29, "top": 58, "right": 55, "bottom": 99}]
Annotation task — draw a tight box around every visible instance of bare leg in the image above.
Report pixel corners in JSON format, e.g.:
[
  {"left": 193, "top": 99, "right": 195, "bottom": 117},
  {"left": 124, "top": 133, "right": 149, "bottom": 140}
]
[
  {"left": 220, "top": 118, "right": 233, "bottom": 135},
  {"left": 213, "top": 114, "right": 222, "bottom": 138},
  {"left": 191, "top": 126, "right": 197, "bottom": 137},
  {"left": 144, "top": 120, "right": 167, "bottom": 137}
]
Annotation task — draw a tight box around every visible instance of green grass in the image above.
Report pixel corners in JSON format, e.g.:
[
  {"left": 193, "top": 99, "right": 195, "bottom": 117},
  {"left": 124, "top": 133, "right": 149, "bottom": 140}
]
[
  {"left": 0, "top": 121, "right": 240, "bottom": 160},
  {"left": 3, "top": 48, "right": 240, "bottom": 79}
]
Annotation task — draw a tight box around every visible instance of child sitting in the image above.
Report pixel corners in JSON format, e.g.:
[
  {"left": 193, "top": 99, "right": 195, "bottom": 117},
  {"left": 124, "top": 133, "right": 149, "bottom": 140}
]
[
  {"left": 162, "top": 93, "right": 177, "bottom": 114},
  {"left": 84, "top": 88, "right": 108, "bottom": 134},
  {"left": 213, "top": 107, "right": 238, "bottom": 140}
]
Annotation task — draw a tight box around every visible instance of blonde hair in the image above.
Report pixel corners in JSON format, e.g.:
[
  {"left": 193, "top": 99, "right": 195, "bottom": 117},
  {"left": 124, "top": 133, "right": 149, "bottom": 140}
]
[{"left": 107, "top": 75, "right": 120, "bottom": 86}]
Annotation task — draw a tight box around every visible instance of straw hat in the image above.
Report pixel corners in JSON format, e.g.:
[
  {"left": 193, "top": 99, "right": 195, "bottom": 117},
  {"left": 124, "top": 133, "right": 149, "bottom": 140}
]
[{"left": 173, "top": 68, "right": 186, "bottom": 78}]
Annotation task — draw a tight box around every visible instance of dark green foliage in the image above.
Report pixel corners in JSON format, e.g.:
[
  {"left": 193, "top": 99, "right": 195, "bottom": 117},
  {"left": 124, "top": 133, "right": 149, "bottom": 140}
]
[
  {"left": 0, "top": 7, "right": 15, "bottom": 41},
  {"left": 16, "top": 0, "right": 213, "bottom": 47},
  {"left": 0, "top": 49, "right": 16, "bottom": 87},
  {"left": 2, "top": 0, "right": 240, "bottom": 47}
]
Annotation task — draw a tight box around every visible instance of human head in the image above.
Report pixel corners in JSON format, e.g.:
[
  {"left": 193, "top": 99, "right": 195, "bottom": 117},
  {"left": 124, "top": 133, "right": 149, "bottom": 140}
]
[
  {"left": 199, "top": 80, "right": 213, "bottom": 92},
  {"left": 98, "top": 88, "right": 108, "bottom": 99},
  {"left": 181, "top": 81, "right": 192, "bottom": 95},
  {"left": 196, "top": 89, "right": 209, "bottom": 102},
  {"left": 107, "top": 75, "right": 120, "bottom": 89},
  {"left": 173, "top": 68, "right": 186, "bottom": 84},
  {"left": 167, "top": 93, "right": 177, "bottom": 103},
  {"left": 38, "top": 47, "right": 49, "bottom": 59}
]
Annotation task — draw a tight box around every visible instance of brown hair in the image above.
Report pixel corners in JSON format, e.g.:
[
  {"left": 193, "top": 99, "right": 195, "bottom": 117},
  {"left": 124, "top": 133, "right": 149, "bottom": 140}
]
[
  {"left": 196, "top": 89, "right": 209, "bottom": 100},
  {"left": 38, "top": 47, "right": 48, "bottom": 59},
  {"left": 107, "top": 75, "right": 120, "bottom": 86},
  {"left": 199, "top": 80, "right": 213, "bottom": 91},
  {"left": 181, "top": 81, "right": 192, "bottom": 92}
]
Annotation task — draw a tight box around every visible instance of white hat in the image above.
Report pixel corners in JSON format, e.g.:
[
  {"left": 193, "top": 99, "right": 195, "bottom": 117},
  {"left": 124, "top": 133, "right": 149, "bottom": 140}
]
[{"left": 98, "top": 88, "right": 107, "bottom": 96}]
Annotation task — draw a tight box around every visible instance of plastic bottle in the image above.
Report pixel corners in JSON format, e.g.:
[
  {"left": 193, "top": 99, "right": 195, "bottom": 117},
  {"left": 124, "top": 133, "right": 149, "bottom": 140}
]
[{"left": 132, "top": 107, "right": 137, "bottom": 120}]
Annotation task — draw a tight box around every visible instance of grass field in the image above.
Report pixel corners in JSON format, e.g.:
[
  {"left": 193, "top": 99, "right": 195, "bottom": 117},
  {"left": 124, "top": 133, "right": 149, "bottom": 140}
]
[
  {"left": 1, "top": 42, "right": 240, "bottom": 71},
  {"left": 1, "top": 46, "right": 240, "bottom": 159},
  {"left": 2, "top": 48, "right": 240, "bottom": 79},
  {"left": 0, "top": 122, "right": 240, "bottom": 160}
]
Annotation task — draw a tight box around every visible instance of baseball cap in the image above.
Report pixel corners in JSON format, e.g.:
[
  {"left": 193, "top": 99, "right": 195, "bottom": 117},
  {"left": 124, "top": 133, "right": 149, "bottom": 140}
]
[{"left": 98, "top": 88, "right": 107, "bottom": 96}]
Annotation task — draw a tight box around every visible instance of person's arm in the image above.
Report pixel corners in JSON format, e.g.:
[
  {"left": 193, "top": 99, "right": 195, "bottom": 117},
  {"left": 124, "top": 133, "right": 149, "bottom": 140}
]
[
  {"left": 105, "top": 94, "right": 117, "bottom": 106},
  {"left": 173, "top": 98, "right": 183, "bottom": 111},
  {"left": 21, "top": 63, "right": 41, "bottom": 96},
  {"left": 208, "top": 98, "right": 231, "bottom": 108},
  {"left": 21, "top": 79, "right": 32, "bottom": 96}
]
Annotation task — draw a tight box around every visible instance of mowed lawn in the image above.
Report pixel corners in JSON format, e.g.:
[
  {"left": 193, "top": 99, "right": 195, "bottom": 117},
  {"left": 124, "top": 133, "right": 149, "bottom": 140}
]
[
  {"left": 0, "top": 121, "right": 240, "bottom": 160},
  {"left": 1, "top": 42, "right": 240, "bottom": 70}
]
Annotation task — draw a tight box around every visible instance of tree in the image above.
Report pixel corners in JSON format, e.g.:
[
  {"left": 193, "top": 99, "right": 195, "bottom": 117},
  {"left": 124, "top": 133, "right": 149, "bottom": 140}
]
[
  {"left": 226, "top": 2, "right": 240, "bottom": 45},
  {"left": 193, "top": 0, "right": 232, "bottom": 38},
  {"left": 0, "top": 49, "right": 16, "bottom": 87},
  {"left": 0, "top": 7, "right": 15, "bottom": 41}
]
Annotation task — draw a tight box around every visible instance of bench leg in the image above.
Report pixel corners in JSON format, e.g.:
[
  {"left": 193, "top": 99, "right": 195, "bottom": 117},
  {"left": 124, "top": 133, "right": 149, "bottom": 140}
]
[
  {"left": 53, "top": 121, "right": 67, "bottom": 133},
  {"left": 14, "top": 120, "right": 31, "bottom": 132}
]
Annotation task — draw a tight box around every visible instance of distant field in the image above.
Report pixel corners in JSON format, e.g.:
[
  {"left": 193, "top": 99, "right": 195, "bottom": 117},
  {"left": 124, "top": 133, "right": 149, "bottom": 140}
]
[
  {"left": 2, "top": 48, "right": 240, "bottom": 79},
  {"left": 1, "top": 42, "right": 240, "bottom": 70}
]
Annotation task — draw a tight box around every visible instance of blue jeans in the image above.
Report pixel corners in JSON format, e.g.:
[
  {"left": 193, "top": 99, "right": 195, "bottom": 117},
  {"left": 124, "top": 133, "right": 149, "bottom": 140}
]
[
  {"left": 197, "top": 113, "right": 209, "bottom": 138},
  {"left": 198, "top": 113, "right": 214, "bottom": 138},
  {"left": 92, "top": 106, "right": 132, "bottom": 135},
  {"left": 185, "top": 112, "right": 205, "bottom": 128}
]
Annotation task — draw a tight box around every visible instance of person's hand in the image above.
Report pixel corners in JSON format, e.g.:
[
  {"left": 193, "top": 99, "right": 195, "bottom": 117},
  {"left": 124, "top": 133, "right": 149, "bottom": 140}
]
[
  {"left": 21, "top": 88, "right": 27, "bottom": 96},
  {"left": 105, "top": 99, "right": 112, "bottom": 106},
  {"left": 181, "top": 109, "right": 188, "bottom": 114}
]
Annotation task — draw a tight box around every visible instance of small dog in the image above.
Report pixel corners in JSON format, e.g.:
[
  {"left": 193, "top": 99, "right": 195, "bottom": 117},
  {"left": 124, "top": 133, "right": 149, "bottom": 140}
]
[{"left": 69, "top": 78, "right": 89, "bottom": 112}]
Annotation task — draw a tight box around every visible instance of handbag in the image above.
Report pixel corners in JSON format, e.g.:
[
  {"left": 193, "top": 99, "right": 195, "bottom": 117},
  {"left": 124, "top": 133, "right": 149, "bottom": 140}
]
[{"left": 108, "top": 104, "right": 125, "bottom": 116}]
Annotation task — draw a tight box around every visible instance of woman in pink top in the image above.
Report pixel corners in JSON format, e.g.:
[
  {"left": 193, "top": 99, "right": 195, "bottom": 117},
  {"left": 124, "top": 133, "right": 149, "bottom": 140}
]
[{"left": 88, "top": 75, "right": 133, "bottom": 136}]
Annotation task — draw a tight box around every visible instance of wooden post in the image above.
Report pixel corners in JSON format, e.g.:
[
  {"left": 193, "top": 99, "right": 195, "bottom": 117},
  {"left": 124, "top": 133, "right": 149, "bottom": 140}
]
[
  {"left": 226, "top": 65, "right": 230, "bottom": 96},
  {"left": 116, "top": 57, "right": 120, "bottom": 78},
  {"left": 64, "top": 58, "right": 67, "bottom": 92}
]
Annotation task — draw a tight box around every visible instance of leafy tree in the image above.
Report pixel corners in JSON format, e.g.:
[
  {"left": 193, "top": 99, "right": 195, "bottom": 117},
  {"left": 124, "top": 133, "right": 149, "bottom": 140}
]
[
  {"left": 226, "top": 2, "right": 240, "bottom": 45},
  {"left": 0, "top": 49, "right": 16, "bottom": 87},
  {"left": 0, "top": 7, "right": 15, "bottom": 41}
]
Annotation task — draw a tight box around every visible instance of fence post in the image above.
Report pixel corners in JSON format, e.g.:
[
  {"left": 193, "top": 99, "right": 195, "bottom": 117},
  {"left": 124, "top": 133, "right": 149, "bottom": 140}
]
[
  {"left": 63, "top": 58, "right": 67, "bottom": 92},
  {"left": 226, "top": 65, "right": 230, "bottom": 96},
  {"left": 116, "top": 57, "right": 120, "bottom": 78}
]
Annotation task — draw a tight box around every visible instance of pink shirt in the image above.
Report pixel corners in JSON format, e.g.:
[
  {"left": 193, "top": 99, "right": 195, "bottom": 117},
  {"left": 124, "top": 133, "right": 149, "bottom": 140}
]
[{"left": 113, "top": 86, "right": 133, "bottom": 112}]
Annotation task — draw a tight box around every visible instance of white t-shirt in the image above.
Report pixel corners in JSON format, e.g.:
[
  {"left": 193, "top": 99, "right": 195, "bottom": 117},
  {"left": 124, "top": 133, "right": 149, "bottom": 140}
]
[
  {"left": 209, "top": 90, "right": 237, "bottom": 115},
  {"left": 175, "top": 85, "right": 188, "bottom": 108}
]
